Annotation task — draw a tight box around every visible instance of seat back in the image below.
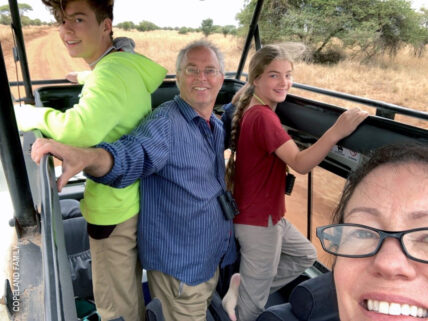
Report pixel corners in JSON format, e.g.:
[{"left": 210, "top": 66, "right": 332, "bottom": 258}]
[
  {"left": 145, "top": 298, "right": 165, "bottom": 321},
  {"left": 257, "top": 272, "right": 339, "bottom": 321},
  {"left": 61, "top": 199, "right": 93, "bottom": 300}
]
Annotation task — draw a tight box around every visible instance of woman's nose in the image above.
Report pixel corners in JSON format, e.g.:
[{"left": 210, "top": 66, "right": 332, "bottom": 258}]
[{"left": 370, "top": 238, "right": 417, "bottom": 280}]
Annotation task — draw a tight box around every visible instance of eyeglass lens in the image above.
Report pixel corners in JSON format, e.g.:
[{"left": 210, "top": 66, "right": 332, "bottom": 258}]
[
  {"left": 184, "top": 66, "right": 218, "bottom": 77},
  {"left": 318, "top": 225, "right": 428, "bottom": 263}
]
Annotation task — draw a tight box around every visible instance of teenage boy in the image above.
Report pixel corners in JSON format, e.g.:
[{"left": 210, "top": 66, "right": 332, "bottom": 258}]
[{"left": 14, "top": 0, "right": 167, "bottom": 320}]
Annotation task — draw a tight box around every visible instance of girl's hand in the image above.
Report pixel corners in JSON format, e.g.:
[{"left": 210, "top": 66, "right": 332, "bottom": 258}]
[{"left": 332, "top": 108, "right": 369, "bottom": 140}]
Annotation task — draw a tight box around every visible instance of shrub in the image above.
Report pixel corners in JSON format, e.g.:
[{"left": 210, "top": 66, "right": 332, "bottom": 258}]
[{"left": 312, "top": 47, "right": 346, "bottom": 65}]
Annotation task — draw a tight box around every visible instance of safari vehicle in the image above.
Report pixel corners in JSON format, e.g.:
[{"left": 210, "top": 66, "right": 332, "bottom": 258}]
[{"left": 0, "top": 0, "right": 427, "bottom": 320}]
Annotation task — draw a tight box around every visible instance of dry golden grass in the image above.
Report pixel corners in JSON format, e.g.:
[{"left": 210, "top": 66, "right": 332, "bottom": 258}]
[
  {"left": 2, "top": 26, "right": 427, "bottom": 128},
  {"left": 114, "top": 29, "right": 253, "bottom": 74},
  {"left": 112, "top": 29, "right": 428, "bottom": 129},
  {"left": 0, "top": 24, "right": 50, "bottom": 51}
]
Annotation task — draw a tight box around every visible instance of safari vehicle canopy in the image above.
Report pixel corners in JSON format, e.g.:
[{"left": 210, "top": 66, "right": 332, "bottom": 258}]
[{"left": 0, "top": 0, "right": 427, "bottom": 320}]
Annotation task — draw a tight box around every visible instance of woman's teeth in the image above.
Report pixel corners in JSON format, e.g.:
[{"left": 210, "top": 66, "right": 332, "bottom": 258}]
[{"left": 367, "top": 299, "right": 427, "bottom": 318}]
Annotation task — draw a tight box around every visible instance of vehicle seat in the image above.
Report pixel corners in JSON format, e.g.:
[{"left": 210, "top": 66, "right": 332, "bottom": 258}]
[
  {"left": 145, "top": 297, "right": 218, "bottom": 321},
  {"left": 145, "top": 298, "right": 165, "bottom": 321},
  {"left": 208, "top": 291, "right": 234, "bottom": 321},
  {"left": 60, "top": 199, "right": 94, "bottom": 300},
  {"left": 256, "top": 272, "right": 339, "bottom": 321}
]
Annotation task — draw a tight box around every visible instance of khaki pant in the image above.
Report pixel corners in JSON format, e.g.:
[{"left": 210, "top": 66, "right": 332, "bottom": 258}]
[
  {"left": 235, "top": 218, "right": 317, "bottom": 321},
  {"left": 89, "top": 214, "right": 144, "bottom": 321},
  {"left": 147, "top": 269, "right": 219, "bottom": 321}
]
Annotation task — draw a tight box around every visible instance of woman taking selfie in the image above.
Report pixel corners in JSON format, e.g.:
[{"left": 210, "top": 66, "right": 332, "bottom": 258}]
[{"left": 317, "top": 143, "right": 428, "bottom": 320}]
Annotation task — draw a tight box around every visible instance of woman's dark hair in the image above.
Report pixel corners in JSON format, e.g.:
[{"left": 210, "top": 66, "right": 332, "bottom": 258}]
[{"left": 333, "top": 143, "right": 428, "bottom": 224}]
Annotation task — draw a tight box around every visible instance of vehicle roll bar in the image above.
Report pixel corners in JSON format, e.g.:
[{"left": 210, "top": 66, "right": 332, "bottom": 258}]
[{"left": 0, "top": 43, "right": 37, "bottom": 230}]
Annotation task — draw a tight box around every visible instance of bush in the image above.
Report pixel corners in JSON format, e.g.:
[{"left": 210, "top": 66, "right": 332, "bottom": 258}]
[
  {"left": 178, "top": 27, "right": 188, "bottom": 34},
  {"left": 312, "top": 47, "right": 346, "bottom": 65}
]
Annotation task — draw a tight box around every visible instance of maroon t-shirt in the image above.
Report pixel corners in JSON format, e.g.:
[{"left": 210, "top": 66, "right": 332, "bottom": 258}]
[{"left": 233, "top": 105, "right": 291, "bottom": 226}]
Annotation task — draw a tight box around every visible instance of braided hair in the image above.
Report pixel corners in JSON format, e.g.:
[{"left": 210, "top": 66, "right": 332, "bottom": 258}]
[{"left": 225, "top": 43, "right": 303, "bottom": 191}]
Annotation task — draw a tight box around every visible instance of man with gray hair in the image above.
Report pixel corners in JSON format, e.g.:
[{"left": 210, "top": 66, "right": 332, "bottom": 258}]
[{"left": 31, "top": 40, "right": 236, "bottom": 320}]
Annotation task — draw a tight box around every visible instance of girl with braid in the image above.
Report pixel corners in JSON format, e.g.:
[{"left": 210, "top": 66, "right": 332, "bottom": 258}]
[{"left": 221, "top": 44, "right": 368, "bottom": 321}]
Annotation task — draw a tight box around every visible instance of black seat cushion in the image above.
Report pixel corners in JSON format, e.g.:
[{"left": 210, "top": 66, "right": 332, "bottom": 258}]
[
  {"left": 145, "top": 298, "right": 165, "bottom": 321},
  {"left": 208, "top": 291, "right": 233, "bottom": 321},
  {"left": 256, "top": 303, "right": 299, "bottom": 321},
  {"left": 60, "top": 199, "right": 93, "bottom": 300},
  {"left": 289, "top": 272, "right": 339, "bottom": 321},
  {"left": 60, "top": 199, "right": 82, "bottom": 220},
  {"left": 257, "top": 272, "right": 339, "bottom": 321}
]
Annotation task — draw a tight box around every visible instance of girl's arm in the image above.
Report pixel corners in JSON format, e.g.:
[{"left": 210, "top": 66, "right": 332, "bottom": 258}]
[{"left": 275, "top": 108, "right": 368, "bottom": 174}]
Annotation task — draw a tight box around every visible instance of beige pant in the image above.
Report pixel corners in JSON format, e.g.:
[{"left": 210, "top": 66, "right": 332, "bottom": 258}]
[
  {"left": 89, "top": 214, "right": 144, "bottom": 321},
  {"left": 147, "top": 269, "right": 219, "bottom": 321},
  {"left": 235, "top": 218, "right": 317, "bottom": 321}
]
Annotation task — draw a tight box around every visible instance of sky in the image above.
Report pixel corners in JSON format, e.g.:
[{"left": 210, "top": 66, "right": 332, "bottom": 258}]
[
  {"left": 1, "top": 0, "right": 427, "bottom": 28},
  {"left": 0, "top": 0, "right": 246, "bottom": 28}
]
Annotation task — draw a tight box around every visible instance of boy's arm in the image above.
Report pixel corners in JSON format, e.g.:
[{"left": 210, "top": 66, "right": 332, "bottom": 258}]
[
  {"left": 14, "top": 58, "right": 164, "bottom": 147},
  {"left": 66, "top": 71, "right": 91, "bottom": 84},
  {"left": 14, "top": 65, "right": 131, "bottom": 147}
]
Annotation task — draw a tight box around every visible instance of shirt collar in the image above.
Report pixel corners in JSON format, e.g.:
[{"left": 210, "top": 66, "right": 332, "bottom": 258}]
[{"left": 174, "top": 95, "right": 216, "bottom": 124}]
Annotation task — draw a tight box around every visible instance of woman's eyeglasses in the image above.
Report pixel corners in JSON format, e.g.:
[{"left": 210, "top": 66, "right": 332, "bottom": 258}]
[{"left": 316, "top": 223, "right": 428, "bottom": 264}]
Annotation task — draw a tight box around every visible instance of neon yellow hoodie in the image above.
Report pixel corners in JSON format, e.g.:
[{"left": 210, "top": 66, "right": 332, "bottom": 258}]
[{"left": 16, "top": 51, "right": 167, "bottom": 225}]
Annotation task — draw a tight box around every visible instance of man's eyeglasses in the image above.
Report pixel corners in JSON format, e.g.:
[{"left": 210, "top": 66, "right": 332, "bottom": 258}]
[
  {"left": 182, "top": 66, "right": 221, "bottom": 78},
  {"left": 316, "top": 223, "right": 428, "bottom": 264}
]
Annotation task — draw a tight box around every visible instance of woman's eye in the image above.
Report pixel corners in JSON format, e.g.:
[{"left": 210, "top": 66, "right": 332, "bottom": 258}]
[
  {"left": 352, "top": 229, "right": 377, "bottom": 239},
  {"left": 75, "top": 18, "right": 83, "bottom": 23}
]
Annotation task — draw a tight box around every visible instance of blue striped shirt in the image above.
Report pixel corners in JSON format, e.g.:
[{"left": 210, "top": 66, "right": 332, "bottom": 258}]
[{"left": 91, "top": 96, "right": 236, "bottom": 285}]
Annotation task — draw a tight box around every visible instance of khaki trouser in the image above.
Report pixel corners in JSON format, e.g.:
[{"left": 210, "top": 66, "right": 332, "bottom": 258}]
[
  {"left": 89, "top": 214, "right": 144, "bottom": 321},
  {"left": 147, "top": 268, "right": 219, "bottom": 321},
  {"left": 235, "top": 218, "right": 317, "bottom": 321}
]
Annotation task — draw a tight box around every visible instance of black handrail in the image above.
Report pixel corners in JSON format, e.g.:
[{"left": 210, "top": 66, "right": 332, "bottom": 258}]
[
  {"left": 293, "top": 82, "right": 428, "bottom": 121},
  {"left": 0, "top": 42, "right": 36, "bottom": 229},
  {"left": 236, "top": 0, "right": 264, "bottom": 80},
  {"left": 8, "top": 0, "right": 34, "bottom": 104},
  {"left": 12, "top": 76, "right": 425, "bottom": 123},
  {"left": 9, "top": 72, "right": 247, "bottom": 88},
  {"left": 39, "top": 155, "right": 77, "bottom": 320}
]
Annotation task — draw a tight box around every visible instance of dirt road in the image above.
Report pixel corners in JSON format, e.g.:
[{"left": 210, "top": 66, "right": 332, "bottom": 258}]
[{"left": 6, "top": 27, "right": 87, "bottom": 99}]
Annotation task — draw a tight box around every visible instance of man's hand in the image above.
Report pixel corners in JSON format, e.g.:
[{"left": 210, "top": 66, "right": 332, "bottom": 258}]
[{"left": 31, "top": 138, "right": 89, "bottom": 191}]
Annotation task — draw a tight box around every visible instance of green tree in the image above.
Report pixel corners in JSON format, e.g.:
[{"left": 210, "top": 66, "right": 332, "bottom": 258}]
[
  {"left": 0, "top": 3, "right": 32, "bottom": 17},
  {"left": 201, "top": 18, "right": 214, "bottom": 37},
  {"left": 411, "top": 8, "right": 428, "bottom": 56},
  {"left": 178, "top": 27, "right": 188, "bottom": 34},
  {"left": 237, "top": 0, "right": 426, "bottom": 62},
  {"left": 222, "top": 25, "right": 237, "bottom": 37},
  {"left": 136, "top": 20, "right": 159, "bottom": 32},
  {"left": 116, "top": 21, "right": 135, "bottom": 31},
  {"left": 0, "top": 14, "right": 11, "bottom": 25}
]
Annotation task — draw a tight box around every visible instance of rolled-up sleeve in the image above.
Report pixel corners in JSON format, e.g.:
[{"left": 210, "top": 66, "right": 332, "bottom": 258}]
[{"left": 87, "top": 111, "right": 171, "bottom": 188}]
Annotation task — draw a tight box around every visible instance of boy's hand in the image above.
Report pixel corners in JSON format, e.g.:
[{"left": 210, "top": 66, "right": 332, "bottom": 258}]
[{"left": 65, "top": 72, "right": 79, "bottom": 83}]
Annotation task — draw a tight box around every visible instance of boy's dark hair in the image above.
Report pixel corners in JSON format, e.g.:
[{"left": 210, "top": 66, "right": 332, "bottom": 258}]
[
  {"left": 42, "top": 0, "right": 113, "bottom": 25},
  {"left": 333, "top": 143, "right": 428, "bottom": 224}
]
